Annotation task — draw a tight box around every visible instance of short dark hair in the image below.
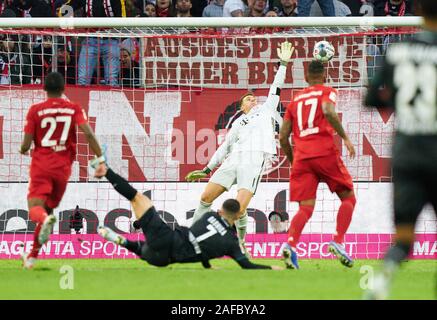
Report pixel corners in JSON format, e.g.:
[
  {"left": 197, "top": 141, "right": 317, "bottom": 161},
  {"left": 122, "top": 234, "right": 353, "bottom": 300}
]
[
  {"left": 222, "top": 199, "right": 240, "bottom": 216},
  {"left": 307, "top": 60, "right": 325, "bottom": 77},
  {"left": 239, "top": 92, "right": 254, "bottom": 109},
  {"left": 44, "top": 72, "right": 65, "bottom": 95},
  {"left": 418, "top": 0, "right": 437, "bottom": 18}
]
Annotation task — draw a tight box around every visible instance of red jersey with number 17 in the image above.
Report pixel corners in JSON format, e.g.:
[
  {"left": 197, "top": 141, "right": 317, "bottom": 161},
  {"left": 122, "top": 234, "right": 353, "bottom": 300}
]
[
  {"left": 24, "top": 98, "right": 88, "bottom": 170},
  {"left": 284, "top": 85, "right": 338, "bottom": 161}
]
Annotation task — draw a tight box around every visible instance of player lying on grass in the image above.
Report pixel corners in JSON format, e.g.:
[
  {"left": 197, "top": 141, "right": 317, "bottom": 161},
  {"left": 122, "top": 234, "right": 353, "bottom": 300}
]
[
  {"left": 92, "top": 160, "right": 283, "bottom": 270},
  {"left": 279, "top": 60, "right": 356, "bottom": 269},
  {"left": 19, "top": 72, "right": 104, "bottom": 269},
  {"left": 185, "top": 41, "right": 295, "bottom": 257}
]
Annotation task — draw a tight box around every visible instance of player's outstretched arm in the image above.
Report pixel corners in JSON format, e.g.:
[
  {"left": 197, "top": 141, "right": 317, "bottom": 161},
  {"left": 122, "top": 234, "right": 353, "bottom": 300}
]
[
  {"left": 263, "top": 41, "right": 294, "bottom": 109},
  {"left": 229, "top": 244, "right": 284, "bottom": 270},
  {"left": 279, "top": 119, "right": 293, "bottom": 163},
  {"left": 233, "top": 255, "right": 283, "bottom": 270},
  {"left": 322, "top": 102, "right": 356, "bottom": 158},
  {"left": 185, "top": 124, "right": 238, "bottom": 182},
  {"left": 79, "top": 123, "right": 103, "bottom": 158}
]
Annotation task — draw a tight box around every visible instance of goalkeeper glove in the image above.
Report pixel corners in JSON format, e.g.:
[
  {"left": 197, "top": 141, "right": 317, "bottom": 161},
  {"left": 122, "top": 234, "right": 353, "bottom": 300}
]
[
  {"left": 185, "top": 167, "right": 211, "bottom": 182},
  {"left": 277, "top": 41, "right": 294, "bottom": 66}
]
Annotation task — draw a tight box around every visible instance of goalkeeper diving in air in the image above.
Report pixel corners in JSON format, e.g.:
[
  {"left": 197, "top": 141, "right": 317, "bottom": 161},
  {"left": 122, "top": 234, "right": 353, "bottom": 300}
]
[{"left": 185, "top": 41, "right": 295, "bottom": 257}]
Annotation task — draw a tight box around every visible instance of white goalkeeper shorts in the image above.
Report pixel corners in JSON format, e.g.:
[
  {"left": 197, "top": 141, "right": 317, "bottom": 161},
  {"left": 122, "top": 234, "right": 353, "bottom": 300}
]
[{"left": 209, "top": 151, "right": 268, "bottom": 195}]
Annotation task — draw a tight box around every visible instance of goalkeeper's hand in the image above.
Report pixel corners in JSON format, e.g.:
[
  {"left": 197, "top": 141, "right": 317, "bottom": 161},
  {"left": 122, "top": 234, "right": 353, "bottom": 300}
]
[
  {"left": 185, "top": 167, "right": 211, "bottom": 182},
  {"left": 277, "top": 41, "right": 294, "bottom": 66}
]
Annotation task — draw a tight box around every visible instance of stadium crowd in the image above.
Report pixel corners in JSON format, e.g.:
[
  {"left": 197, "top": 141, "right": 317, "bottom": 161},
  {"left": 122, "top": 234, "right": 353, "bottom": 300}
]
[
  {"left": 0, "top": 0, "right": 415, "bottom": 86},
  {"left": 0, "top": 0, "right": 416, "bottom": 18}
]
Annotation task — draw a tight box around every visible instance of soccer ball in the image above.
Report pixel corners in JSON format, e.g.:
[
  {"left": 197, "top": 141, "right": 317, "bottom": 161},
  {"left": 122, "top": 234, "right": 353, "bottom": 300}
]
[{"left": 313, "top": 41, "right": 335, "bottom": 63}]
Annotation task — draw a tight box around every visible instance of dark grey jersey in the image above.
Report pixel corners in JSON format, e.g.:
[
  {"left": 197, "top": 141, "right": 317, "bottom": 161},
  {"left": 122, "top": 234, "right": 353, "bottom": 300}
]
[
  {"left": 173, "top": 212, "right": 271, "bottom": 269},
  {"left": 366, "top": 30, "right": 437, "bottom": 170}
]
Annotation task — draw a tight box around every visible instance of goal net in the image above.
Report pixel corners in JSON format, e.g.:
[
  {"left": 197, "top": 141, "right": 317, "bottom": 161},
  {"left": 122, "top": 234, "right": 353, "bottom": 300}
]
[{"left": 0, "top": 18, "right": 435, "bottom": 260}]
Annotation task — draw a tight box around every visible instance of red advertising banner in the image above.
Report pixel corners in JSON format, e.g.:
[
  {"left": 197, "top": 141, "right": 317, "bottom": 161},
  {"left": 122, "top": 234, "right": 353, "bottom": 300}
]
[
  {"left": 142, "top": 35, "right": 367, "bottom": 89},
  {"left": 0, "top": 86, "right": 392, "bottom": 182}
]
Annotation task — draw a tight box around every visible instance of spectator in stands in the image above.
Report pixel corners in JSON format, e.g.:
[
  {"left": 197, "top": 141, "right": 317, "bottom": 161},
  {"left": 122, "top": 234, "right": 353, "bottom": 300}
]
[
  {"left": 191, "top": 0, "right": 208, "bottom": 17},
  {"left": 341, "top": 0, "right": 372, "bottom": 16},
  {"left": 202, "top": 0, "right": 224, "bottom": 17},
  {"left": 143, "top": 1, "right": 157, "bottom": 16},
  {"left": 223, "top": 0, "right": 250, "bottom": 17},
  {"left": 70, "top": 205, "right": 83, "bottom": 234},
  {"left": 63, "top": 1, "right": 131, "bottom": 86},
  {"left": 249, "top": 0, "right": 267, "bottom": 16},
  {"left": 173, "top": 0, "right": 192, "bottom": 17},
  {"left": 310, "top": 0, "right": 352, "bottom": 16},
  {"left": 359, "top": 0, "right": 375, "bottom": 16},
  {"left": 0, "top": 34, "right": 32, "bottom": 85},
  {"left": 298, "top": 0, "right": 335, "bottom": 16},
  {"left": 55, "top": 0, "right": 84, "bottom": 16},
  {"left": 156, "top": 0, "right": 172, "bottom": 16},
  {"left": 268, "top": 211, "right": 289, "bottom": 234},
  {"left": 120, "top": 46, "right": 140, "bottom": 88},
  {"left": 0, "top": 0, "right": 14, "bottom": 17},
  {"left": 1, "top": 0, "right": 54, "bottom": 17},
  {"left": 32, "top": 35, "right": 53, "bottom": 84},
  {"left": 266, "top": 10, "right": 278, "bottom": 16},
  {"left": 273, "top": 0, "right": 297, "bottom": 16},
  {"left": 374, "top": 0, "right": 413, "bottom": 16},
  {"left": 56, "top": 44, "right": 76, "bottom": 84}
]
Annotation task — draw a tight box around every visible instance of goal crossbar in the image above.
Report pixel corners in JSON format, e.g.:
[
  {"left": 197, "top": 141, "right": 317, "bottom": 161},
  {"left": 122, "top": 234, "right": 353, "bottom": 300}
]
[{"left": 0, "top": 16, "right": 424, "bottom": 29}]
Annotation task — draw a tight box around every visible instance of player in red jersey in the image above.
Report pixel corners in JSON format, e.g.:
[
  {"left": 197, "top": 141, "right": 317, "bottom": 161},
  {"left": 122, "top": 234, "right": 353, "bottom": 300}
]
[
  {"left": 19, "top": 72, "right": 105, "bottom": 269},
  {"left": 279, "top": 61, "right": 356, "bottom": 269}
]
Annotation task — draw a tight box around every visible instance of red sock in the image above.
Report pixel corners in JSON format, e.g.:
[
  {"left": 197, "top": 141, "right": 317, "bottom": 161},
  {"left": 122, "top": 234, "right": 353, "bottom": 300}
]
[
  {"left": 333, "top": 196, "right": 356, "bottom": 244},
  {"left": 29, "top": 206, "right": 47, "bottom": 224},
  {"left": 287, "top": 205, "right": 314, "bottom": 249},
  {"left": 29, "top": 222, "right": 43, "bottom": 259}
]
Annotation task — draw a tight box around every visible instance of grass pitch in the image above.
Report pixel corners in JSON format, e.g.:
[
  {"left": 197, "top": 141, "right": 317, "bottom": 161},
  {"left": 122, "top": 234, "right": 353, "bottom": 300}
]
[{"left": 0, "top": 259, "right": 435, "bottom": 300}]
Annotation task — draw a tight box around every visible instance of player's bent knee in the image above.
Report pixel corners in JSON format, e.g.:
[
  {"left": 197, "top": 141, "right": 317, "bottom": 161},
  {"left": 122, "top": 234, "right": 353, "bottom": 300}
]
[
  {"left": 342, "top": 195, "right": 356, "bottom": 208},
  {"left": 300, "top": 199, "right": 316, "bottom": 207},
  {"left": 200, "top": 191, "right": 216, "bottom": 204},
  {"left": 338, "top": 189, "right": 355, "bottom": 201},
  {"left": 131, "top": 193, "right": 153, "bottom": 220}
]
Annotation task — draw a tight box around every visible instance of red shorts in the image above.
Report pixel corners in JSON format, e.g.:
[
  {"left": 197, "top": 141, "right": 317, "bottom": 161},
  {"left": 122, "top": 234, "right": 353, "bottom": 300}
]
[
  {"left": 27, "top": 164, "right": 72, "bottom": 209},
  {"left": 290, "top": 153, "right": 353, "bottom": 201}
]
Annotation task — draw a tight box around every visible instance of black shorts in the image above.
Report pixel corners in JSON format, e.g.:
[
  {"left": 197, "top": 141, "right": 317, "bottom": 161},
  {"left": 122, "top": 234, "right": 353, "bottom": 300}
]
[
  {"left": 393, "top": 167, "right": 437, "bottom": 225},
  {"left": 137, "top": 206, "right": 175, "bottom": 267}
]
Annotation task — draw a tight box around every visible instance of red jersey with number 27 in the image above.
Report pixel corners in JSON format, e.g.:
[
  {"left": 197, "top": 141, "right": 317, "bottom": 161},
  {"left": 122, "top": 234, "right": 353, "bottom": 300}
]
[
  {"left": 24, "top": 98, "right": 88, "bottom": 170},
  {"left": 284, "top": 85, "right": 338, "bottom": 161}
]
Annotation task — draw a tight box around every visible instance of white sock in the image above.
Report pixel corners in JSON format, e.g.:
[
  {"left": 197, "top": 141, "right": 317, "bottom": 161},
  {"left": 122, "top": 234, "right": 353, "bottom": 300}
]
[
  {"left": 235, "top": 211, "right": 248, "bottom": 242},
  {"left": 192, "top": 200, "right": 212, "bottom": 224}
]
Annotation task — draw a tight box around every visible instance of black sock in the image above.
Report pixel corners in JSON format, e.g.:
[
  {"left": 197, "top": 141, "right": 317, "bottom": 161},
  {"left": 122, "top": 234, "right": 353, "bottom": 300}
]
[
  {"left": 124, "top": 240, "right": 145, "bottom": 257},
  {"left": 105, "top": 168, "right": 138, "bottom": 201},
  {"left": 384, "top": 241, "right": 411, "bottom": 268}
]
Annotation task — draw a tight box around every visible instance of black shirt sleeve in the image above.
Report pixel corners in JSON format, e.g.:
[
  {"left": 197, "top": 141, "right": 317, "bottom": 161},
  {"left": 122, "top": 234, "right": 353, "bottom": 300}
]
[
  {"left": 365, "top": 56, "right": 395, "bottom": 109},
  {"left": 229, "top": 244, "right": 271, "bottom": 270}
]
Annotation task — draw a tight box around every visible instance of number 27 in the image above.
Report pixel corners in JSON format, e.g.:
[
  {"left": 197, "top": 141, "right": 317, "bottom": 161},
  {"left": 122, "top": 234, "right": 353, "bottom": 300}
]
[{"left": 41, "top": 116, "right": 72, "bottom": 147}]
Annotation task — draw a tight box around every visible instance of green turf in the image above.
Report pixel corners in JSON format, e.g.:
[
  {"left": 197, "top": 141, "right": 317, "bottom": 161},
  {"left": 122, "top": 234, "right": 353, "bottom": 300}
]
[{"left": 0, "top": 259, "right": 435, "bottom": 300}]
